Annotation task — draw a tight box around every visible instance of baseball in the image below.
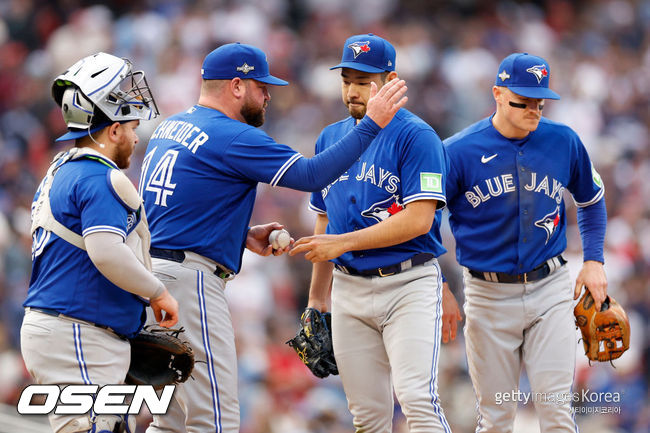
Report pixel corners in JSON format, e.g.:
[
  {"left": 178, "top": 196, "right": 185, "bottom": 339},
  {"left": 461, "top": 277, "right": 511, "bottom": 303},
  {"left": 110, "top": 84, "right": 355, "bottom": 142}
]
[{"left": 269, "top": 229, "right": 291, "bottom": 249}]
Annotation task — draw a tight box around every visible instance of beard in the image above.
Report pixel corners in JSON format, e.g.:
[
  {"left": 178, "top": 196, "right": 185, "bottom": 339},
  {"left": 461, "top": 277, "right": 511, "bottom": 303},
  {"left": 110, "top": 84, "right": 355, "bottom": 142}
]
[
  {"left": 113, "top": 137, "right": 133, "bottom": 169},
  {"left": 346, "top": 101, "right": 366, "bottom": 120},
  {"left": 241, "top": 98, "right": 265, "bottom": 127},
  {"left": 114, "top": 148, "right": 131, "bottom": 169}
]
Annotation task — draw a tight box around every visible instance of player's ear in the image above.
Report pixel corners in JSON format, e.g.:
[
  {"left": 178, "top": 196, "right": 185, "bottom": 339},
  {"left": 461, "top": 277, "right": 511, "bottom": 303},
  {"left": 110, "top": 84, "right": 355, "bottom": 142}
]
[
  {"left": 230, "top": 77, "right": 245, "bottom": 99},
  {"left": 492, "top": 86, "right": 503, "bottom": 104},
  {"left": 107, "top": 122, "right": 122, "bottom": 143},
  {"left": 386, "top": 71, "right": 398, "bottom": 82}
]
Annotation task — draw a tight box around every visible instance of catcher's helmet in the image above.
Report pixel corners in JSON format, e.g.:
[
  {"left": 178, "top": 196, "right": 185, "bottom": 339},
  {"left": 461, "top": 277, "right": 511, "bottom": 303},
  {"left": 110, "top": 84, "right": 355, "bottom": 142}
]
[{"left": 52, "top": 52, "right": 159, "bottom": 141}]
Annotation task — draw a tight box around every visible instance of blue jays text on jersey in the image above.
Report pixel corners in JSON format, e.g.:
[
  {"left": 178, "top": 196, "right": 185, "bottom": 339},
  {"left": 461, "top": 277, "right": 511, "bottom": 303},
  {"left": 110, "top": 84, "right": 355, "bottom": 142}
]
[
  {"left": 25, "top": 154, "right": 147, "bottom": 338},
  {"left": 444, "top": 116, "right": 604, "bottom": 274},
  {"left": 309, "top": 108, "right": 447, "bottom": 271}
]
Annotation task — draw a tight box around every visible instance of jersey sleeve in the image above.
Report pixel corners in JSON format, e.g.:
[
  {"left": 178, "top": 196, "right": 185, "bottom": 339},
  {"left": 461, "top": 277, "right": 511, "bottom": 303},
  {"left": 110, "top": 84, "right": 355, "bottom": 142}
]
[
  {"left": 442, "top": 141, "right": 461, "bottom": 203},
  {"left": 308, "top": 131, "right": 328, "bottom": 214},
  {"left": 224, "top": 128, "right": 303, "bottom": 186},
  {"left": 400, "top": 128, "right": 447, "bottom": 209},
  {"left": 75, "top": 173, "right": 130, "bottom": 240},
  {"left": 567, "top": 133, "right": 604, "bottom": 207}
]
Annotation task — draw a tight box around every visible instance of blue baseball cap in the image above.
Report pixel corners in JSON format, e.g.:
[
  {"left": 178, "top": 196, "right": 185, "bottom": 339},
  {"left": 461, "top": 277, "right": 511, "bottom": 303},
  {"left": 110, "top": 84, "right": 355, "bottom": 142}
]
[
  {"left": 55, "top": 122, "right": 112, "bottom": 142},
  {"left": 495, "top": 53, "right": 560, "bottom": 100},
  {"left": 330, "top": 33, "right": 396, "bottom": 73},
  {"left": 201, "top": 43, "right": 288, "bottom": 86}
]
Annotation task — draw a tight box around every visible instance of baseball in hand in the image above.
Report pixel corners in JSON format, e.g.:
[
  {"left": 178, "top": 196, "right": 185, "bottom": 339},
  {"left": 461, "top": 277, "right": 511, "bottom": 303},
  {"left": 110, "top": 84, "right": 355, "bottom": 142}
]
[{"left": 269, "top": 229, "right": 291, "bottom": 249}]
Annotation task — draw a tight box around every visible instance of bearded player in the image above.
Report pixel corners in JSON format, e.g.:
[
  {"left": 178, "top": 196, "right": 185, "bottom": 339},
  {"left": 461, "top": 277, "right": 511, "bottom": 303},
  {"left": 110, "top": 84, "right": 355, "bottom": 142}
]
[{"left": 291, "top": 34, "right": 452, "bottom": 433}]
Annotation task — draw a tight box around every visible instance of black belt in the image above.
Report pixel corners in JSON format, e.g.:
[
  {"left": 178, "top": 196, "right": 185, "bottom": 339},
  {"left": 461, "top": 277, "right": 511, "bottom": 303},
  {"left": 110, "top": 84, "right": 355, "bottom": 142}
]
[
  {"left": 469, "top": 255, "right": 567, "bottom": 284},
  {"left": 150, "top": 247, "right": 234, "bottom": 279},
  {"left": 27, "top": 307, "right": 125, "bottom": 338},
  {"left": 335, "top": 253, "right": 434, "bottom": 278}
]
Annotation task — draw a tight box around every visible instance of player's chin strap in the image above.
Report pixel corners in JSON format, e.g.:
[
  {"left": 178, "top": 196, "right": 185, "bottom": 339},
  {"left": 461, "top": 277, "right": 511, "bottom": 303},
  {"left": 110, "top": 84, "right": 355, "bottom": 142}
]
[{"left": 30, "top": 147, "right": 152, "bottom": 271}]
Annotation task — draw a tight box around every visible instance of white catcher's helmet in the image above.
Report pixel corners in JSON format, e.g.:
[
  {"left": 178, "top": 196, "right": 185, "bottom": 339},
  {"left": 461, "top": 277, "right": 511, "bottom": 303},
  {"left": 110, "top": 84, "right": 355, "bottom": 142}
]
[{"left": 52, "top": 52, "right": 159, "bottom": 140}]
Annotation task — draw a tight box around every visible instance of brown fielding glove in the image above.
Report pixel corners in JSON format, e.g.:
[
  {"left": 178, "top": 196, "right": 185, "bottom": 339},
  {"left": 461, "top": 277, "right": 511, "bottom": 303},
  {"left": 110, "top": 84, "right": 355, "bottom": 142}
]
[
  {"left": 286, "top": 308, "right": 338, "bottom": 378},
  {"left": 574, "top": 291, "right": 630, "bottom": 363},
  {"left": 126, "top": 326, "right": 195, "bottom": 390}
]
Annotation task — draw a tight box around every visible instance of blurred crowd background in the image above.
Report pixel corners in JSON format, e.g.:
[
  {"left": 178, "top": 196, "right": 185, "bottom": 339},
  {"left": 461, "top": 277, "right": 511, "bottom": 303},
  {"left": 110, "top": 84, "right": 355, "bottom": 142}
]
[{"left": 0, "top": 0, "right": 648, "bottom": 432}]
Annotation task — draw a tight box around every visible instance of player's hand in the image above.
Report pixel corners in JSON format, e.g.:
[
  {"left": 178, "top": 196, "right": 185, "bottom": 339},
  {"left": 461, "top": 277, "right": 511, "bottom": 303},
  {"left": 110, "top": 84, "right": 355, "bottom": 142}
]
[
  {"left": 289, "top": 234, "right": 348, "bottom": 262},
  {"left": 574, "top": 260, "right": 607, "bottom": 311},
  {"left": 364, "top": 78, "right": 408, "bottom": 128},
  {"left": 247, "top": 222, "right": 294, "bottom": 256},
  {"left": 307, "top": 299, "right": 329, "bottom": 313},
  {"left": 441, "top": 282, "right": 462, "bottom": 343},
  {"left": 150, "top": 289, "right": 179, "bottom": 328}
]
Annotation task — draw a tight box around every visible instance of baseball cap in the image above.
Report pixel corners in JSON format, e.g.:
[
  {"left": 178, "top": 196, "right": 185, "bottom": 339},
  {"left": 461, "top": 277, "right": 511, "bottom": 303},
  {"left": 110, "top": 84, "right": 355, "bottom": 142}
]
[
  {"left": 330, "top": 33, "right": 396, "bottom": 73},
  {"left": 201, "top": 43, "right": 288, "bottom": 86},
  {"left": 495, "top": 53, "right": 560, "bottom": 100}
]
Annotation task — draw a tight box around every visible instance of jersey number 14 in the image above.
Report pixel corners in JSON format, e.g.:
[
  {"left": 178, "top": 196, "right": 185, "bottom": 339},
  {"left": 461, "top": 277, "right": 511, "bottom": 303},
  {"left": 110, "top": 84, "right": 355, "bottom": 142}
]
[{"left": 141, "top": 148, "right": 178, "bottom": 207}]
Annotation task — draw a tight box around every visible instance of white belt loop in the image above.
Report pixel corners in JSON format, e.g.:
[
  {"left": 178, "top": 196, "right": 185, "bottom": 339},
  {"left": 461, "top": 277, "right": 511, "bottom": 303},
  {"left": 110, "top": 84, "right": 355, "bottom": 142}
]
[
  {"left": 483, "top": 272, "right": 498, "bottom": 282},
  {"left": 400, "top": 258, "right": 413, "bottom": 272},
  {"left": 337, "top": 265, "right": 350, "bottom": 274}
]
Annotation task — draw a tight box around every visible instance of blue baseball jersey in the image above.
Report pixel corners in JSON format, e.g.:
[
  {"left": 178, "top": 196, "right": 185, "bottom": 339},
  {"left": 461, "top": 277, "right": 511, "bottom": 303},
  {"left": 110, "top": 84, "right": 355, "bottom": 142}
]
[
  {"left": 444, "top": 116, "right": 604, "bottom": 274},
  {"left": 25, "top": 154, "right": 147, "bottom": 338},
  {"left": 309, "top": 108, "right": 447, "bottom": 271},
  {"left": 140, "top": 105, "right": 304, "bottom": 273}
]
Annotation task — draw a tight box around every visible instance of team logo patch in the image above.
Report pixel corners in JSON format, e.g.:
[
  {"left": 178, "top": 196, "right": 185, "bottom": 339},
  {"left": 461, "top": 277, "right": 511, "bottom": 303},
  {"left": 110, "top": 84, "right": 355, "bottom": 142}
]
[
  {"left": 498, "top": 70, "right": 510, "bottom": 81},
  {"left": 591, "top": 165, "right": 603, "bottom": 188},
  {"left": 236, "top": 63, "right": 255, "bottom": 74},
  {"left": 361, "top": 194, "right": 403, "bottom": 222},
  {"left": 348, "top": 41, "right": 371, "bottom": 58},
  {"left": 534, "top": 205, "right": 561, "bottom": 244},
  {"left": 420, "top": 172, "right": 442, "bottom": 193},
  {"left": 526, "top": 64, "right": 548, "bottom": 83},
  {"left": 126, "top": 213, "right": 136, "bottom": 231}
]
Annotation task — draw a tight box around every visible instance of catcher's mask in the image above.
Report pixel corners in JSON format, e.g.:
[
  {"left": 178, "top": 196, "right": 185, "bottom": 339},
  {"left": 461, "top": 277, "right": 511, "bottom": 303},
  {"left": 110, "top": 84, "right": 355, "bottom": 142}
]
[{"left": 52, "top": 52, "right": 159, "bottom": 141}]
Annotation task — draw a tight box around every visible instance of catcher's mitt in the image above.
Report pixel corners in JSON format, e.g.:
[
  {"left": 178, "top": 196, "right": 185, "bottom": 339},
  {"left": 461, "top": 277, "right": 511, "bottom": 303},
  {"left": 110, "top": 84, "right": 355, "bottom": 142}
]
[
  {"left": 574, "top": 291, "right": 630, "bottom": 363},
  {"left": 126, "top": 326, "right": 194, "bottom": 390},
  {"left": 286, "top": 308, "right": 338, "bottom": 378}
]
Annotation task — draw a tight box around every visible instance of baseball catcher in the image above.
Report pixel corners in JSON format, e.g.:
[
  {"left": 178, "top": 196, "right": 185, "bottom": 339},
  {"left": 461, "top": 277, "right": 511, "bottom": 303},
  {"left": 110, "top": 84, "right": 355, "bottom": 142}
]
[
  {"left": 287, "top": 308, "right": 338, "bottom": 378},
  {"left": 574, "top": 291, "right": 630, "bottom": 363},
  {"left": 127, "top": 326, "right": 195, "bottom": 390}
]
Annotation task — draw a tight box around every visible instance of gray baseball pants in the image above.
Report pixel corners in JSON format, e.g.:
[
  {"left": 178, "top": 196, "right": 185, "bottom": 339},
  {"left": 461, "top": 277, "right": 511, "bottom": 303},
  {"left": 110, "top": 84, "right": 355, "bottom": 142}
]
[
  {"left": 463, "top": 265, "right": 577, "bottom": 433},
  {"left": 21, "top": 309, "right": 131, "bottom": 432},
  {"left": 146, "top": 253, "right": 239, "bottom": 433},
  {"left": 331, "top": 259, "right": 452, "bottom": 433}
]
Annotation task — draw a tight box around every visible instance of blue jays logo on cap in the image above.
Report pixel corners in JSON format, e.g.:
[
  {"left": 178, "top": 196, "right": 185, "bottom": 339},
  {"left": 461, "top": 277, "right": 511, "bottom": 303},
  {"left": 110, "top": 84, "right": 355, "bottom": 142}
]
[
  {"left": 201, "top": 42, "right": 288, "bottom": 86},
  {"left": 331, "top": 33, "right": 396, "bottom": 73},
  {"left": 526, "top": 64, "right": 548, "bottom": 83},
  {"left": 348, "top": 41, "right": 371, "bottom": 58},
  {"left": 495, "top": 53, "right": 560, "bottom": 100}
]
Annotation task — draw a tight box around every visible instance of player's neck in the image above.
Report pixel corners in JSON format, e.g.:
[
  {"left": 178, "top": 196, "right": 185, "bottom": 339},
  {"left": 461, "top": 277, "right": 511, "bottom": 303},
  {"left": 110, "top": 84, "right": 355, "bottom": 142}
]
[
  {"left": 491, "top": 112, "right": 531, "bottom": 140},
  {"left": 197, "top": 96, "right": 243, "bottom": 123},
  {"left": 75, "top": 134, "right": 117, "bottom": 163}
]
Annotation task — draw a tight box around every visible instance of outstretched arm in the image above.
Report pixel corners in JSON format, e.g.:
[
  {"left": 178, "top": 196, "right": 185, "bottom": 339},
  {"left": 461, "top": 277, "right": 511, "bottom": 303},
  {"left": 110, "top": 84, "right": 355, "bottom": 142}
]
[
  {"left": 290, "top": 200, "right": 436, "bottom": 262},
  {"left": 278, "top": 79, "right": 408, "bottom": 191}
]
